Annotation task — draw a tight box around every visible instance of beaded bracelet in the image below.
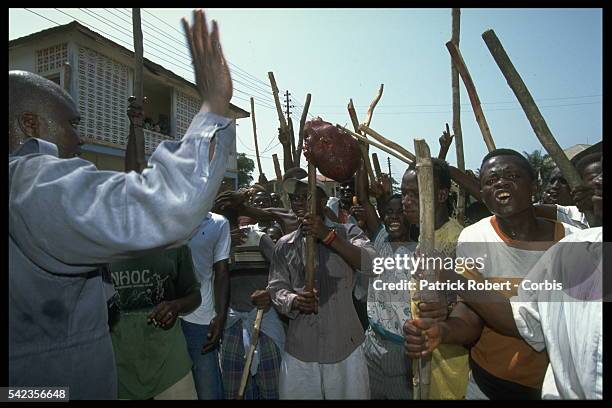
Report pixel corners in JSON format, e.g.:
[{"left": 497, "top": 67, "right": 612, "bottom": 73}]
[{"left": 323, "top": 228, "right": 337, "bottom": 246}]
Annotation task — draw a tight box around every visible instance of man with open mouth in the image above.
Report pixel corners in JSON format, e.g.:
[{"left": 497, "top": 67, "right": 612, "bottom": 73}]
[
  {"left": 406, "top": 155, "right": 604, "bottom": 400},
  {"left": 404, "top": 148, "right": 581, "bottom": 400}
]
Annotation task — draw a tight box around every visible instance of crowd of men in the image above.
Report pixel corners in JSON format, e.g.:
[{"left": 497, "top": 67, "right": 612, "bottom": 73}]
[{"left": 8, "top": 9, "right": 603, "bottom": 400}]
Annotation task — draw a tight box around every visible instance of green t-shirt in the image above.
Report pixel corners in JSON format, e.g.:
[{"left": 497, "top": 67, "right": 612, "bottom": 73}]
[{"left": 109, "top": 246, "right": 200, "bottom": 400}]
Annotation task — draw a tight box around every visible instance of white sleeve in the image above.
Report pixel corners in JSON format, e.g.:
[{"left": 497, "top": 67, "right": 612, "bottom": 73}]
[
  {"left": 9, "top": 112, "right": 235, "bottom": 274},
  {"left": 509, "top": 299, "right": 546, "bottom": 352},
  {"left": 509, "top": 245, "right": 558, "bottom": 352},
  {"left": 213, "top": 219, "right": 231, "bottom": 264}
]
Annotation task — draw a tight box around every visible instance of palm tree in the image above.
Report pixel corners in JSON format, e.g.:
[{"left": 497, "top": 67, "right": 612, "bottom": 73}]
[{"left": 523, "top": 149, "right": 555, "bottom": 202}]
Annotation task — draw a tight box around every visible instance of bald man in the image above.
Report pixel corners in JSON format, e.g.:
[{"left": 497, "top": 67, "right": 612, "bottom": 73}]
[{"left": 9, "top": 10, "right": 234, "bottom": 399}]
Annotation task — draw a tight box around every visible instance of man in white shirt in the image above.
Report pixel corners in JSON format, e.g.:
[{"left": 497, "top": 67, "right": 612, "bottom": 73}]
[
  {"left": 9, "top": 10, "right": 234, "bottom": 399},
  {"left": 181, "top": 212, "right": 231, "bottom": 399}
]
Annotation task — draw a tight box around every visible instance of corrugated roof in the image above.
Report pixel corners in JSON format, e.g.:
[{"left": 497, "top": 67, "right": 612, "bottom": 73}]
[{"left": 9, "top": 20, "right": 250, "bottom": 119}]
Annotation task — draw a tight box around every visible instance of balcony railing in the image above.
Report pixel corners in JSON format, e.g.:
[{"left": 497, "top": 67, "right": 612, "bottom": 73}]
[{"left": 144, "top": 129, "right": 176, "bottom": 155}]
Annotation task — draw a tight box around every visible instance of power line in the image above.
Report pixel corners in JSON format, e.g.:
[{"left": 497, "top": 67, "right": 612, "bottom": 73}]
[
  {"left": 102, "top": 8, "right": 276, "bottom": 103},
  {"left": 139, "top": 8, "right": 274, "bottom": 91},
  {"left": 108, "top": 8, "right": 275, "bottom": 102},
  {"left": 23, "top": 8, "right": 62, "bottom": 25}
]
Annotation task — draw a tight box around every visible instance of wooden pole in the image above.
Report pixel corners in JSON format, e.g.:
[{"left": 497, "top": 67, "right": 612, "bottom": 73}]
[
  {"left": 130, "top": 8, "right": 146, "bottom": 172},
  {"left": 272, "top": 154, "right": 283, "bottom": 182},
  {"left": 268, "top": 72, "right": 288, "bottom": 131},
  {"left": 348, "top": 99, "right": 376, "bottom": 183},
  {"left": 446, "top": 41, "right": 496, "bottom": 152},
  {"left": 268, "top": 72, "right": 293, "bottom": 171},
  {"left": 236, "top": 308, "right": 265, "bottom": 400},
  {"left": 305, "top": 162, "right": 317, "bottom": 291},
  {"left": 412, "top": 138, "right": 436, "bottom": 400},
  {"left": 481, "top": 29, "right": 594, "bottom": 224},
  {"left": 372, "top": 152, "right": 383, "bottom": 180},
  {"left": 250, "top": 97, "right": 263, "bottom": 176},
  {"left": 451, "top": 8, "right": 466, "bottom": 225},
  {"left": 289, "top": 116, "right": 296, "bottom": 165},
  {"left": 295, "top": 93, "right": 312, "bottom": 167},
  {"left": 338, "top": 125, "right": 413, "bottom": 165},
  {"left": 359, "top": 124, "right": 417, "bottom": 162}
]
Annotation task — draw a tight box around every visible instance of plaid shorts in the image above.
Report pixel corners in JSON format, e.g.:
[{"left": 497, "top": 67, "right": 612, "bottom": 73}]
[{"left": 220, "top": 319, "right": 282, "bottom": 400}]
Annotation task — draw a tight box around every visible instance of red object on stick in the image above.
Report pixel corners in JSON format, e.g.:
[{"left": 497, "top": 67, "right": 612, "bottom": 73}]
[{"left": 303, "top": 117, "right": 360, "bottom": 183}]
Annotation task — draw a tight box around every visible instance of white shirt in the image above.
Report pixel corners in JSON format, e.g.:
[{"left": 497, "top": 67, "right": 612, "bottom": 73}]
[
  {"left": 510, "top": 227, "right": 602, "bottom": 399},
  {"left": 556, "top": 205, "right": 589, "bottom": 229},
  {"left": 182, "top": 212, "right": 231, "bottom": 325}
]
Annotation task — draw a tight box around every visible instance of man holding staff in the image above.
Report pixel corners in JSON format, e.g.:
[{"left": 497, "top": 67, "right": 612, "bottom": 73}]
[{"left": 267, "top": 174, "right": 376, "bottom": 399}]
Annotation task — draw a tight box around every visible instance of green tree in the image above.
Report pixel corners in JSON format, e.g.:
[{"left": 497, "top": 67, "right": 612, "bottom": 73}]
[
  {"left": 523, "top": 149, "right": 555, "bottom": 202},
  {"left": 237, "top": 152, "right": 255, "bottom": 188}
]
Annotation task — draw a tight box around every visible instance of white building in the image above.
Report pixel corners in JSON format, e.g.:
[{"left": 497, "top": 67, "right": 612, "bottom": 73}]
[{"left": 9, "top": 21, "right": 249, "bottom": 188}]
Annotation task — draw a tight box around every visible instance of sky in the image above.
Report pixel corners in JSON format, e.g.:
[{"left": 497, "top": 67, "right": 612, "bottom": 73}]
[{"left": 9, "top": 8, "right": 602, "bottom": 183}]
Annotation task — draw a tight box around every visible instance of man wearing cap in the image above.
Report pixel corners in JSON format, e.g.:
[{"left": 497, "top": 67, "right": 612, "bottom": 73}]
[{"left": 267, "top": 174, "right": 376, "bottom": 399}]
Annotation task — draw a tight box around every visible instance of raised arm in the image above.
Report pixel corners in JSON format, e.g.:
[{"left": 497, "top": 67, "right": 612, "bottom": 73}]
[
  {"left": 355, "top": 162, "right": 381, "bottom": 237},
  {"left": 9, "top": 10, "right": 235, "bottom": 274}
]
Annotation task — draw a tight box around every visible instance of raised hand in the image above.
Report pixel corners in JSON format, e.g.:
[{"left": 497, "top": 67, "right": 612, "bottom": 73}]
[
  {"left": 182, "top": 9, "right": 232, "bottom": 116},
  {"left": 438, "top": 123, "right": 454, "bottom": 160}
]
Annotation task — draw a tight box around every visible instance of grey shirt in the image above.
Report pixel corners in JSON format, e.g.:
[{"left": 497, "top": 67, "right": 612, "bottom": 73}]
[
  {"left": 267, "top": 221, "right": 376, "bottom": 364},
  {"left": 9, "top": 111, "right": 235, "bottom": 399}
]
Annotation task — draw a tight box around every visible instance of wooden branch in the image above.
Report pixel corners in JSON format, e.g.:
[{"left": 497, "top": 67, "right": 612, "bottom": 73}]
[
  {"left": 412, "top": 138, "right": 436, "bottom": 400},
  {"left": 372, "top": 152, "right": 383, "bottom": 180},
  {"left": 305, "top": 162, "right": 317, "bottom": 291},
  {"left": 338, "top": 125, "right": 412, "bottom": 165},
  {"left": 364, "top": 83, "right": 384, "bottom": 127},
  {"left": 348, "top": 99, "right": 376, "bottom": 183},
  {"left": 451, "top": 8, "right": 466, "bottom": 225},
  {"left": 268, "top": 72, "right": 288, "bottom": 131},
  {"left": 359, "top": 124, "right": 417, "bottom": 162},
  {"left": 250, "top": 97, "right": 263, "bottom": 175},
  {"left": 237, "top": 308, "right": 264, "bottom": 400},
  {"left": 272, "top": 154, "right": 283, "bottom": 182},
  {"left": 295, "top": 93, "right": 311, "bottom": 167},
  {"left": 481, "top": 30, "right": 588, "bottom": 199},
  {"left": 446, "top": 41, "right": 496, "bottom": 152}
]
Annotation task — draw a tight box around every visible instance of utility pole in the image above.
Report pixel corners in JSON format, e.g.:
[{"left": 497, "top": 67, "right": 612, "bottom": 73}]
[
  {"left": 283, "top": 90, "right": 294, "bottom": 121},
  {"left": 387, "top": 156, "right": 392, "bottom": 178}
]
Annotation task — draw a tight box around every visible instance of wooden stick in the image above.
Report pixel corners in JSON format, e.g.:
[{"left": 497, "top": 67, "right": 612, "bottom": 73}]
[
  {"left": 305, "top": 162, "right": 317, "bottom": 291},
  {"left": 481, "top": 30, "right": 590, "bottom": 220},
  {"left": 359, "top": 124, "right": 417, "bottom": 162},
  {"left": 236, "top": 308, "right": 265, "bottom": 400},
  {"left": 348, "top": 99, "right": 376, "bottom": 183},
  {"left": 295, "top": 93, "right": 312, "bottom": 167},
  {"left": 127, "top": 8, "right": 146, "bottom": 173},
  {"left": 268, "top": 72, "right": 288, "bottom": 131},
  {"left": 364, "top": 83, "right": 384, "bottom": 127},
  {"left": 451, "top": 8, "right": 466, "bottom": 225},
  {"left": 412, "top": 138, "right": 436, "bottom": 400},
  {"left": 288, "top": 116, "right": 296, "bottom": 166},
  {"left": 446, "top": 41, "right": 496, "bottom": 152},
  {"left": 338, "top": 125, "right": 413, "bottom": 165},
  {"left": 372, "top": 153, "right": 383, "bottom": 180},
  {"left": 272, "top": 154, "right": 283, "bottom": 182},
  {"left": 250, "top": 98, "right": 263, "bottom": 175}
]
